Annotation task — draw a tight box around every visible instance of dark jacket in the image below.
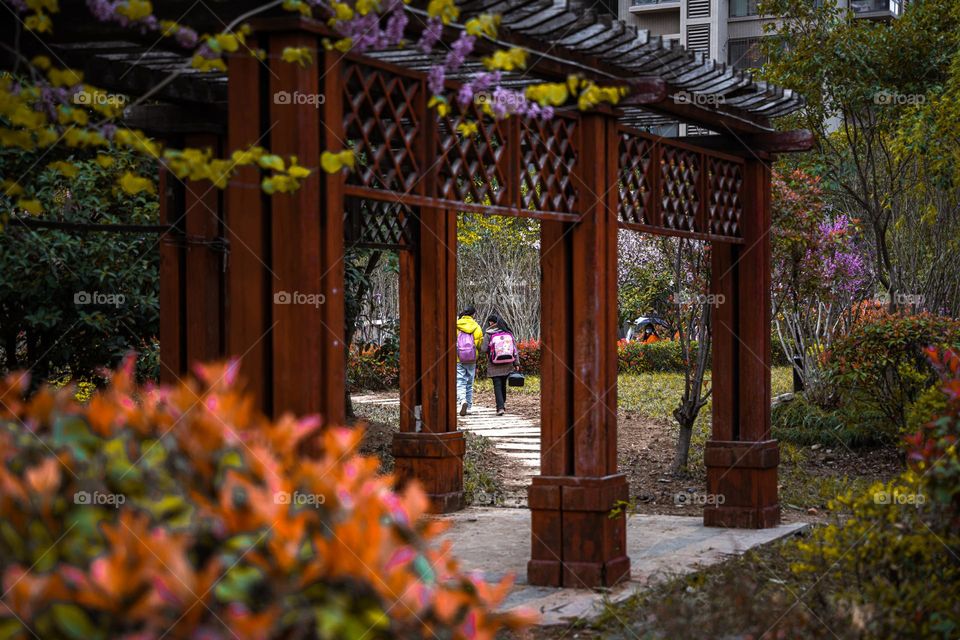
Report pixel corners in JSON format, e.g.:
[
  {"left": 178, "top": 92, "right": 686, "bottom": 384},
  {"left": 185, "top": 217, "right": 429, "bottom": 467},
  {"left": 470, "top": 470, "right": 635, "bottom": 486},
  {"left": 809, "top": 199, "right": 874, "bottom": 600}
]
[{"left": 480, "top": 326, "right": 519, "bottom": 378}]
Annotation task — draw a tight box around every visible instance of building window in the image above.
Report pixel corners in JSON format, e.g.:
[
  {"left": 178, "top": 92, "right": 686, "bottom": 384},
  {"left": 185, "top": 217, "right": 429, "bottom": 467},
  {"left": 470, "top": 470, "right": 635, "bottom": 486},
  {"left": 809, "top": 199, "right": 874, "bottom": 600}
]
[
  {"left": 728, "top": 37, "right": 767, "bottom": 69},
  {"left": 729, "top": 0, "right": 759, "bottom": 17}
]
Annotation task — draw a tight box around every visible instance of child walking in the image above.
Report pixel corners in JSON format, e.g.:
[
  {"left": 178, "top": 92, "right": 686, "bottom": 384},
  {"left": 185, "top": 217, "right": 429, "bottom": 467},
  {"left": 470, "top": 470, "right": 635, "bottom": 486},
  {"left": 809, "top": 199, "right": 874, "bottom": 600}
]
[
  {"left": 480, "top": 314, "right": 519, "bottom": 416},
  {"left": 455, "top": 306, "right": 484, "bottom": 416}
]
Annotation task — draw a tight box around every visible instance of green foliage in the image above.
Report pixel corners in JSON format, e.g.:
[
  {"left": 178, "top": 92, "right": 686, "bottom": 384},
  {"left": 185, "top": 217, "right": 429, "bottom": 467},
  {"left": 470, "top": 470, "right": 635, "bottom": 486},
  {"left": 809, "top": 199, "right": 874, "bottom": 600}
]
[
  {"left": 456, "top": 212, "right": 538, "bottom": 247},
  {"left": 618, "top": 262, "right": 671, "bottom": 326},
  {"left": 905, "top": 348, "right": 960, "bottom": 518},
  {"left": 772, "top": 394, "right": 891, "bottom": 448},
  {"left": 792, "top": 474, "right": 960, "bottom": 639},
  {"left": 0, "top": 358, "right": 532, "bottom": 639},
  {"left": 0, "top": 150, "right": 159, "bottom": 385},
  {"left": 826, "top": 312, "right": 960, "bottom": 430},
  {"left": 905, "top": 384, "right": 950, "bottom": 436},
  {"left": 789, "top": 349, "right": 960, "bottom": 638},
  {"left": 617, "top": 339, "right": 688, "bottom": 374},
  {"left": 347, "top": 342, "right": 400, "bottom": 392}
]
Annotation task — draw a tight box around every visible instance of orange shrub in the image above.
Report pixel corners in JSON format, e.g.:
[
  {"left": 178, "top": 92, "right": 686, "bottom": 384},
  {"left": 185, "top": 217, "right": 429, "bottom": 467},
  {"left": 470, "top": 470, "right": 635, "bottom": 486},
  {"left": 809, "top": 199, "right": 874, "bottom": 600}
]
[{"left": 0, "top": 356, "right": 534, "bottom": 639}]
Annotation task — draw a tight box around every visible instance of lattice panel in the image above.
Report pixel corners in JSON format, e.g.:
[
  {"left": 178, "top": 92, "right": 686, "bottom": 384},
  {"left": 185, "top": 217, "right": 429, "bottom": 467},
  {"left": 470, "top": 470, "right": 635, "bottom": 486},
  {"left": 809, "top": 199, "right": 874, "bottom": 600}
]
[
  {"left": 519, "top": 116, "right": 578, "bottom": 213},
  {"left": 618, "top": 132, "right": 655, "bottom": 224},
  {"left": 436, "top": 102, "right": 509, "bottom": 207},
  {"left": 660, "top": 147, "right": 700, "bottom": 232},
  {"left": 342, "top": 62, "right": 422, "bottom": 193},
  {"left": 707, "top": 158, "right": 743, "bottom": 238},
  {"left": 344, "top": 197, "right": 416, "bottom": 249}
]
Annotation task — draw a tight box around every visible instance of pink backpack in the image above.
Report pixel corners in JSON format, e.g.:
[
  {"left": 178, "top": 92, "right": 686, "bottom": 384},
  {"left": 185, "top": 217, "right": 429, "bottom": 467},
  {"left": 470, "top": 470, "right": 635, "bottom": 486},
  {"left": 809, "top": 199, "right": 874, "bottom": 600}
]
[
  {"left": 457, "top": 331, "right": 477, "bottom": 363},
  {"left": 488, "top": 331, "right": 516, "bottom": 364}
]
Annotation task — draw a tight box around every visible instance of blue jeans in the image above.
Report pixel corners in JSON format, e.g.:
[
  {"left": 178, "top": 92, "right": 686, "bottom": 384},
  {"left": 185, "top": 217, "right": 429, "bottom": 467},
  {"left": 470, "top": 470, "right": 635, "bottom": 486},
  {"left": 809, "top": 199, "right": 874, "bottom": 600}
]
[{"left": 456, "top": 362, "right": 477, "bottom": 409}]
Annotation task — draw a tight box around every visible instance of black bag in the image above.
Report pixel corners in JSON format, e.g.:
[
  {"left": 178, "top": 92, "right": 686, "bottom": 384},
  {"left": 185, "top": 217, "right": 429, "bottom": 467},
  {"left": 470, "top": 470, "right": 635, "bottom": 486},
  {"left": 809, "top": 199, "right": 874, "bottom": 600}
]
[{"left": 507, "top": 371, "right": 525, "bottom": 387}]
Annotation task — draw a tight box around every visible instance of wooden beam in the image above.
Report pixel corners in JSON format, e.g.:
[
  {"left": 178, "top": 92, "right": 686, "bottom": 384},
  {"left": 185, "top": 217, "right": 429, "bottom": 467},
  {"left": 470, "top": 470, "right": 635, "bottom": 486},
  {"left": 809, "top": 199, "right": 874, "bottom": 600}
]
[{"left": 671, "top": 129, "right": 814, "bottom": 155}]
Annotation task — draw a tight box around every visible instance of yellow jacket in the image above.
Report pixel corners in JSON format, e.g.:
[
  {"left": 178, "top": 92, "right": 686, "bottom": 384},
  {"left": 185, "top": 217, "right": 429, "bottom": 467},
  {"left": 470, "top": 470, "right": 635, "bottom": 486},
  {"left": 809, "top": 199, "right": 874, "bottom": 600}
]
[{"left": 456, "top": 315, "right": 483, "bottom": 348}]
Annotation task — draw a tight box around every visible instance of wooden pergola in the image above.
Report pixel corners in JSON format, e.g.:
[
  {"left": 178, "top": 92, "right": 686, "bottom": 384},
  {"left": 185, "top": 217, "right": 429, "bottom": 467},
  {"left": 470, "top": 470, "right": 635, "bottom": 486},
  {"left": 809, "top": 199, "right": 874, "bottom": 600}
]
[{"left": 7, "top": 0, "right": 809, "bottom": 589}]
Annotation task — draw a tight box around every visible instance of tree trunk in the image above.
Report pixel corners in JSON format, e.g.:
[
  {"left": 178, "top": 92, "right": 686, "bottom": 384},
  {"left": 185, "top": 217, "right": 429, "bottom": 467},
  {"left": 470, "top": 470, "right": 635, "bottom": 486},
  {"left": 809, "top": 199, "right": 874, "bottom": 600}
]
[{"left": 671, "top": 421, "right": 694, "bottom": 474}]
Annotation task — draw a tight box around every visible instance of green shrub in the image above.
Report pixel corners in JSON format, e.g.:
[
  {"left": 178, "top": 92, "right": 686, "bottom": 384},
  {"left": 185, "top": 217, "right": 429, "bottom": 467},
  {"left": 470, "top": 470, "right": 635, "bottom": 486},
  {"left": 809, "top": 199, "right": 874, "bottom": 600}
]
[
  {"left": 906, "top": 348, "right": 960, "bottom": 519},
  {"left": 0, "top": 152, "right": 160, "bottom": 386},
  {"left": 791, "top": 348, "right": 960, "bottom": 637},
  {"left": 772, "top": 394, "right": 892, "bottom": 448},
  {"left": 906, "top": 383, "right": 950, "bottom": 435},
  {"left": 617, "top": 339, "right": 689, "bottom": 374},
  {"left": 0, "top": 357, "right": 534, "bottom": 639},
  {"left": 825, "top": 312, "right": 960, "bottom": 430}
]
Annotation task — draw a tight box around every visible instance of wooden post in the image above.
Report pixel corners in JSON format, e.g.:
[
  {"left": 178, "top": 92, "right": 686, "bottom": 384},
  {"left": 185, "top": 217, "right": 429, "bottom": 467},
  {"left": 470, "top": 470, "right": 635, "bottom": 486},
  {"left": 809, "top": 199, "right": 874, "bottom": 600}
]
[
  {"left": 225, "top": 37, "right": 269, "bottom": 411},
  {"left": 158, "top": 166, "right": 185, "bottom": 384},
  {"left": 391, "top": 79, "right": 464, "bottom": 513},
  {"left": 704, "top": 156, "right": 780, "bottom": 528},
  {"left": 528, "top": 109, "right": 630, "bottom": 588},
  {"left": 219, "top": 22, "right": 346, "bottom": 426},
  {"left": 158, "top": 133, "right": 225, "bottom": 384}
]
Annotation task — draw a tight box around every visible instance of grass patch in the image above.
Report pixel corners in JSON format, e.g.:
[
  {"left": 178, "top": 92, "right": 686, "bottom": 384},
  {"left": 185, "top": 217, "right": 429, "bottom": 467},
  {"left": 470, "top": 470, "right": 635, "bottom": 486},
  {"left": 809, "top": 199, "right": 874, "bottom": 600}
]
[{"left": 475, "top": 367, "right": 794, "bottom": 415}]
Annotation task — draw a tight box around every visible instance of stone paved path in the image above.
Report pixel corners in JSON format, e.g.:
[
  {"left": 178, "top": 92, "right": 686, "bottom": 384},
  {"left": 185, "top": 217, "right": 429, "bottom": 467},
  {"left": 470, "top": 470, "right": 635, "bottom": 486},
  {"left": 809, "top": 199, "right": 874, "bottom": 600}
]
[{"left": 351, "top": 392, "right": 539, "bottom": 505}]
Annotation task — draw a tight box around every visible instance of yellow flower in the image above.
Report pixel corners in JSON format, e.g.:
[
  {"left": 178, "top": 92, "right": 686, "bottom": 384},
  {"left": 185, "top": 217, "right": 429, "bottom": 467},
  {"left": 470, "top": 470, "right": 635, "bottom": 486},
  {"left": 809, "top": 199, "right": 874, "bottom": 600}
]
[
  {"left": 190, "top": 54, "right": 227, "bottom": 73},
  {"left": 356, "top": 0, "right": 379, "bottom": 16},
  {"left": 95, "top": 154, "right": 115, "bottom": 168},
  {"left": 288, "top": 164, "right": 312, "bottom": 179},
  {"left": 525, "top": 82, "right": 569, "bottom": 107},
  {"left": 457, "top": 121, "right": 479, "bottom": 137},
  {"left": 428, "top": 96, "right": 449, "bottom": 117},
  {"left": 18, "top": 198, "right": 43, "bottom": 215},
  {"left": 465, "top": 13, "right": 499, "bottom": 38},
  {"left": 320, "top": 150, "right": 355, "bottom": 173},
  {"left": 214, "top": 33, "right": 241, "bottom": 53},
  {"left": 258, "top": 154, "right": 285, "bottom": 171},
  {"left": 482, "top": 48, "right": 527, "bottom": 72},
  {"left": 2, "top": 180, "right": 25, "bottom": 197},
  {"left": 119, "top": 172, "right": 156, "bottom": 195},
  {"left": 24, "top": 13, "right": 52, "bottom": 33},
  {"left": 47, "top": 160, "right": 79, "bottom": 178},
  {"left": 48, "top": 68, "right": 83, "bottom": 88},
  {"left": 31, "top": 56, "right": 52, "bottom": 70},
  {"left": 281, "top": 47, "right": 314, "bottom": 67},
  {"left": 282, "top": 0, "right": 312, "bottom": 16},
  {"left": 427, "top": 0, "right": 458, "bottom": 24},
  {"left": 117, "top": 0, "right": 153, "bottom": 21}
]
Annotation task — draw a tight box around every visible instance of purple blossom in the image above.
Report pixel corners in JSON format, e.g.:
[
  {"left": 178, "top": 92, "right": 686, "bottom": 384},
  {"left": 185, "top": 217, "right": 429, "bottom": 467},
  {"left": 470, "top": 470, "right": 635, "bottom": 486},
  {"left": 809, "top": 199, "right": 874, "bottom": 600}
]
[
  {"left": 384, "top": 11, "right": 408, "bottom": 46},
  {"left": 444, "top": 33, "right": 475, "bottom": 71},
  {"left": 174, "top": 27, "right": 199, "bottom": 49},
  {"left": 457, "top": 83, "right": 474, "bottom": 107},
  {"left": 427, "top": 65, "right": 445, "bottom": 96},
  {"left": 339, "top": 13, "right": 381, "bottom": 52},
  {"left": 469, "top": 71, "right": 500, "bottom": 93},
  {"left": 417, "top": 17, "right": 443, "bottom": 54}
]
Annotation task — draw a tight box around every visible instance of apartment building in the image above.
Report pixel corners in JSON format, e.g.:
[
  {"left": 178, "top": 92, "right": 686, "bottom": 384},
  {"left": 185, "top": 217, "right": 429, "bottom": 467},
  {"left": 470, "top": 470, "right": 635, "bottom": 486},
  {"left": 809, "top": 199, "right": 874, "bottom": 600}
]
[{"left": 617, "top": 0, "right": 905, "bottom": 74}]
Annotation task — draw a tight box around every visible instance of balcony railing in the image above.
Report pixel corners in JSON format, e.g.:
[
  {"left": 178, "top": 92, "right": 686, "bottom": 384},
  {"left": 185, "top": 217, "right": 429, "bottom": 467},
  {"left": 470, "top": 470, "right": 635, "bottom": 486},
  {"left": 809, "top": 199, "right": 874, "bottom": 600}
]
[
  {"left": 850, "top": 0, "right": 903, "bottom": 14},
  {"left": 631, "top": 0, "right": 680, "bottom": 7}
]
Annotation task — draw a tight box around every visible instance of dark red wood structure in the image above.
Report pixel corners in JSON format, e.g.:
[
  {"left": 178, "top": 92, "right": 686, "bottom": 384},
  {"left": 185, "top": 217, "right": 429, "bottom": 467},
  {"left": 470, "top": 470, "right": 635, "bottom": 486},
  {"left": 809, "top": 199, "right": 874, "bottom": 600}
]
[{"left": 8, "top": 0, "right": 808, "bottom": 589}]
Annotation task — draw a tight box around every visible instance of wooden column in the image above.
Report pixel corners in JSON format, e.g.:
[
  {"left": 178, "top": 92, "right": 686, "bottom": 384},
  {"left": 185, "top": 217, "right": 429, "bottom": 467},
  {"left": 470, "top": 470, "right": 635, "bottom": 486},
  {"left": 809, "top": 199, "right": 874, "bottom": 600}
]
[
  {"left": 704, "top": 156, "right": 780, "bottom": 528},
  {"left": 220, "top": 22, "right": 346, "bottom": 425},
  {"left": 224, "top": 37, "right": 269, "bottom": 410},
  {"left": 529, "top": 109, "right": 630, "bottom": 588},
  {"left": 159, "top": 133, "right": 226, "bottom": 384},
  {"left": 391, "top": 82, "right": 464, "bottom": 513}
]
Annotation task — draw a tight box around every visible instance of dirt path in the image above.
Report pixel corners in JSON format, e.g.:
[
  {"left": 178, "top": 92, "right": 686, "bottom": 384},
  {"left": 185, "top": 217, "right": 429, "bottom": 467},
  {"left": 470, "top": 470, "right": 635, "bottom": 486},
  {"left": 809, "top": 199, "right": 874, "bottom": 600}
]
[
  {"left": 351, "top": 390, "right": 536, "bottom": 506},
  {"left": 352, "top": 389, "right": 902, "bottom": 523}
]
